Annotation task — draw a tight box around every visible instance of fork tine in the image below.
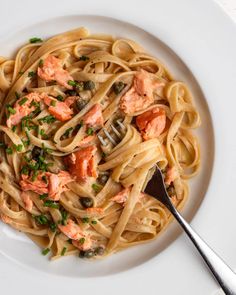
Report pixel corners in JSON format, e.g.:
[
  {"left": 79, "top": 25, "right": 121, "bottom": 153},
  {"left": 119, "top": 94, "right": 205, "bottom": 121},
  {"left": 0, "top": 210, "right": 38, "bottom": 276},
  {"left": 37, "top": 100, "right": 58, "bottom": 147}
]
[
  {"left": 110, "top": 124, "right": 122, "bottom": 138},
  {"left": 103, "top": 129, "right": 117, "bottom": 145},
  {"left": 97, "top": 135, "right": 107, "bottom": 146}
]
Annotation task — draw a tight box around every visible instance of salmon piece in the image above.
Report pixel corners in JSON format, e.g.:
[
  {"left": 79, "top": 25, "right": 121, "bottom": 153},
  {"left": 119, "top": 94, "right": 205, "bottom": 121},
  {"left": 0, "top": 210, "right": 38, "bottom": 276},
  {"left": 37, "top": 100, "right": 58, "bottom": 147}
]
[
  {"left": 20, "top": 173, "right": 48, "bottom": 195},
  {"left": 136, "top": 107, "right": 166, "bottom": 140},
  {"left": 37, "top": 55, "right": 73, "bottom": 89},
  {"left": 120, "top": 69, "right": 165, "bottom": 114},
  {"left": 134, "top": 69, "right": 165, "bottom": 98},
  {"left": 20, "top": 171, "right": 73, "bottom": 200},
  {"left": 165, "top": 167, "right": 178, "bottom": 185},
  {"left": 72, "top": 237, "right": 92, "bottom": 251},
  {"left": 0, "top": 213, "right": 11, "bottom": 224},
  {"left": 110, "top": 187, "right": 131, "bottom": 204},
  {"left": 83, "top": 104, "right": 104, "bottom": 127},
  {"left": 86, "top": 207, "right": 104, "bottom": 214},
  {"left": 64, "top": 96, "right": 77, "bottom": 107},
  {"left": 65, "top": 146, "right": 98, "bottom": 182},
  {"left": 77, "top": 135, "right": 96, "bottom": 148},
  {"left": 48, "top": 171, "right": 74, "bottom": 201},
  {"left": 58, "top": 219, "right": 84, "bottom": 240},
  {"left": 6, "top": 92, "right": 44, "bottom": 128},
  {"left": 44, "top": 96, "right": 73, "bottom": 121},
  {"left": 21, "top": 191, "right": 33, "bottom": 211}
]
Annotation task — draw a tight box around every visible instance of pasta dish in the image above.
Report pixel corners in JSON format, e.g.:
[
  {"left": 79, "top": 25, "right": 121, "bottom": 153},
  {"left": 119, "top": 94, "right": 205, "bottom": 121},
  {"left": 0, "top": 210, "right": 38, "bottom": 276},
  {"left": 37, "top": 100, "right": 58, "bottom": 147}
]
[{"left": 0, "top": 27, "right": 200, "bottom": 259}]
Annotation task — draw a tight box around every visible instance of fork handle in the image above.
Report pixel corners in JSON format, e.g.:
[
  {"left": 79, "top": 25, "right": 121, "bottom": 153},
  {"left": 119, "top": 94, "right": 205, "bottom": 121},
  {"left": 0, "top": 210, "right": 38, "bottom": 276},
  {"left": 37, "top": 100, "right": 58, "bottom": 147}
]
[{"left": 170, "top": 207, "right": 236, "bottom": 295}]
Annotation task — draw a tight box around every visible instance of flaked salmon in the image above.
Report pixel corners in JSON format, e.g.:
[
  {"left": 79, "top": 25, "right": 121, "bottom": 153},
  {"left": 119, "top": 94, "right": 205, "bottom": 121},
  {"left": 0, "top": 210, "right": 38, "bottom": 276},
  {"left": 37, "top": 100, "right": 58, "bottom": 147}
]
[
  {"left": 44, "top": 96, "right": 73, "bottom": 121},
  {"left": 20, "top": 171, "right": 73, "bottom": 200},
  {"left": 37, "top": 55, "right": 73, "bottom": 89},
  {"left": 120, "top": 69, "right": 165, "bottom": 114},
  {"left": 6, "top": 92, "right": 43, "bottom": 128},
  {"left": 65, "top": 146, "right": 97, "bottom": 182},
  {"left": 136, "top": 107, "right": 166, "bottom": 140},
  {"left": 110, "top": 187, "right": 131, "bottom": 204},
  {"left": 21, "top": 191, "right": 33, "bottom": 211},
  {"left": 83, "top": 104, "right": 104, "bottom": 127}
]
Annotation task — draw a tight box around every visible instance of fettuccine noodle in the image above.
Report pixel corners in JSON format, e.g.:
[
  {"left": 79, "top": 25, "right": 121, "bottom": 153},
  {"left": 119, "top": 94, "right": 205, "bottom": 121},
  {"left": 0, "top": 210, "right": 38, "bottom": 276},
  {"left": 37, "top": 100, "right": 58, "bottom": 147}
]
[{"left": 0, "top": 27, "right": 200, "bottom": 260}]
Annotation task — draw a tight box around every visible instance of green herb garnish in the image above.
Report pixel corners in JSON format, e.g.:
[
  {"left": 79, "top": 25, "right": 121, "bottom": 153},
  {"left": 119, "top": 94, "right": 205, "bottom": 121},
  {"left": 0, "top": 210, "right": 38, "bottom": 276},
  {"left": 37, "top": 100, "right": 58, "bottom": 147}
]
[
  {"left": 42, "top": 248, "right": 50, "bottom": 255},
  {"left": 6, "top": 105, "right": 16, "bottom": 115},
  {"left": 14, "top": 144, "right": 23, "bottom": 152},
  {"left": 34, "top": 214, "right": 49, "bottom": 225},
  {"left": 38, "top": 115, "right": 56, "bottom": 124},
  {"left": 38, "top": 59, "right": 44, "bottom": 67},
  {"left": 63, "top": 127, "right": 73, "bottom": 138},
  {"left": 67, "top": 80, "right": 77, "bottom": 87},
  {"left": 12, "top": 126, "right": 16, "bottom": 132},
  {"left": 49, "top": 222, "right": 57, "bottom": 232},
  {"left": 79, "top": 55, "right": 89, "bottom": 61},
  {"left": 15, "top": 92, "right": 20, "bottom": 99},
  {"left": 61, "top": 247, "right": 67, "bottom": 256},
  {"left": 5, "top": 147, "right": 13, "bottom": 155},
  {"left": 43, "top": 200, "right": 59, "bottom": 209},
  {"left": 79, "top": 237, "right": 85, "bottom": 244},
  {"left": 82, "top": 217, "right": 89, "bottom": 223},
  {"left": 29, "top": 37, "right": 43, "bottom": 44},
  {"left": 19, "top": 97, "right": 28, "bottom": 106},
  {"left": 86, "top": 127, "right": 94, "bottom": 135},
  {"left": 28, "top": 71, "right": 36, "bottom": 78},
  {"left": 50, "top": 100, "right": 56, "bottom": 107},
  {"left": 92, "top": 183, "right": 102, "bottom": 193},
  {"left": 56, "top": 95, "right": 64, "bottom": 101},
  {"left": 39, "top": 193, "right": 48, "bottom": 200}
]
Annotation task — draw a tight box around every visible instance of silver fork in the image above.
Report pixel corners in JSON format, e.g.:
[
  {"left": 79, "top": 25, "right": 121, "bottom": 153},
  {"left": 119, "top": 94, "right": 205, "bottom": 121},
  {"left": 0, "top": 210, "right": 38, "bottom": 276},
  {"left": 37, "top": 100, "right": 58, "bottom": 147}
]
[
  {"left": 144, "top": 166, "right": 236, "bottom": 295},
  {"left": 97, "top": 119, "right": 126, "bottom": 146},
  {"left": 98, "top": 125, "right": 236, "bottom": 294}
]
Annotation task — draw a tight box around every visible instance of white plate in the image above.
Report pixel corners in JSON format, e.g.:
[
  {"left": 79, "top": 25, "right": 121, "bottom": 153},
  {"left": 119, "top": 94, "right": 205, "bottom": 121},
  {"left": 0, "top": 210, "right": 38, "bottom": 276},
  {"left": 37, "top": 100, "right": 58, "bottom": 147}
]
[{"left": 0, "top": 0, "right": 235, "bottom": 294}]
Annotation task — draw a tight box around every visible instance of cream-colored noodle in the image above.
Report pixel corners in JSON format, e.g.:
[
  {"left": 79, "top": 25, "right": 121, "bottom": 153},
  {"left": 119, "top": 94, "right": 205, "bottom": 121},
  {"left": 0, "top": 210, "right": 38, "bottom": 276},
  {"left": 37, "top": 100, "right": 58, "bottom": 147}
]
[{"left": 0, "top": 27, "right": 200, "bottom": 259}]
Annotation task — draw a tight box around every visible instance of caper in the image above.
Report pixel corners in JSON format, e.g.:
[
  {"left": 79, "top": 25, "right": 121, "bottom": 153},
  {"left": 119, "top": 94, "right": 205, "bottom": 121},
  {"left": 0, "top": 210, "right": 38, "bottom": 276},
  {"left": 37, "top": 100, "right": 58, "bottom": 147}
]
[
  {"left": 80, "top": 197, "right": 94, "bottom": 208},
  {"left": 113, "top": 81, "right": 126, "bottom": 95},
  {"left": 76, "top": 99, "right": 88, "bottom": 112},
  {"left": 65, "top": 90, "right": 77, "bottom": 96},
  {"left": 79, "top": 249, "right": 95, "bottom": 259},
  {"left": 84, "top": 80, "right": 95, "bottom": 91},
  {"left": 75, "top": 81, "right": 84, "bottom": 92},
  {"left": 31, "top": 146, "right": 42, "bottom": 160},
  {"left": 94, "top": 246, "right": 105, "bottom": 256},
  {"left": 97, "top": 174, "right": 109, "bottom": 185}
]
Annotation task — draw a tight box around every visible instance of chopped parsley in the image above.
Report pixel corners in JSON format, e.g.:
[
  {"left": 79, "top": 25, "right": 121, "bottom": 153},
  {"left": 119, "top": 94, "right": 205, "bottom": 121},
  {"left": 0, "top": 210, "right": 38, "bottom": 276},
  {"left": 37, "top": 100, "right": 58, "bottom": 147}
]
[
  {"left": 61, "top": 247, "right": 67, "bottom": 256},
  {"left": 5, "top": 147, "right": 13, "bottom": 155},
  {"left": 34, "top": 214, "right": 49, "bottom": 225},
  {"left": 28, "top": 71, "right": 36, "bottom": 78},
  {"left": 13, "top": 144, "right": 23, "bottom": 152},
  {"left": 79, "top": 55, "right": 89, "bottom": 61},
  {"left": 82, "top": 217, "right": 89, "bottom": 223},
  {"left": 39, "top": 193, "right": 48, "bottom": 200},
  {"left": 86, "top": 127, "right": 94, "bottom": 135},
  {"left": 43, "top": 200, "right": 59, "bottom": 209},
  {"left": 49, "top": 222, "right": 57, "bottom": 232},
  {"left": 29, "top": 37, "right": 43, "bottom": 43},
  {"left": 42, "top": 248, "right": 50, "bottom": 255},
  {"left": 11, "top": 125, "right": 16, "bottom": 132},
  {"left": 38, "top": 59, "right": 44, "bottom": 67},
  {"left": 6, "top": 105, "right": 16, "bottom": 115},
  {"left": 60, "top": 210, "right": 68, "bottom": 225},
  {"left": 50, "top": 100, "right": 56, "bottom": 107},
  {"left": 15, "top": 92, "right": 20, "bottom": 99},
  {"left": 63, "top": 127, "right": 73, "bottom": 138},
  {"left": 79, "top": 237, "right": 85, "bottom": 244},
  {"left": 18, "top": 97, "right": 28, "bottom": 106},
  {"left": 20, "top": 165, "right": 29, "bottom": 175},
  {"left": 67, "top": 80, "right": 77, "bottom": 87},
  {"left": 92, "top": 183, "right": 103, "bottom": 193},
  {"left": 38, "top": 115, "right": 56, "bottom": 124},
  {"left": 56, "top": 95, "right": 64, "bottom": 101}
]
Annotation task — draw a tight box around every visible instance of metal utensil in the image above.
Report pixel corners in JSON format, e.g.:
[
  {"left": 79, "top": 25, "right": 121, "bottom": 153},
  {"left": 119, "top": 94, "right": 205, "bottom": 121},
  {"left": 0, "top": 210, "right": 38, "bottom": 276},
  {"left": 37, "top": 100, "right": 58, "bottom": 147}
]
[{"left": 144, "top": 166, "right": 236, "bottom": 295}]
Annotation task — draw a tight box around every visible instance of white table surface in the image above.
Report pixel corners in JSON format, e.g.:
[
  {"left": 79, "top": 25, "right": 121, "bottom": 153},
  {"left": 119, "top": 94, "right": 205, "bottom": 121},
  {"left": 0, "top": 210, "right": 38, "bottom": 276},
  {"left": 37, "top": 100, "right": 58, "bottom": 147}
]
[{"left": 216, "top": 0, "right": 236, "bottom": 20}]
